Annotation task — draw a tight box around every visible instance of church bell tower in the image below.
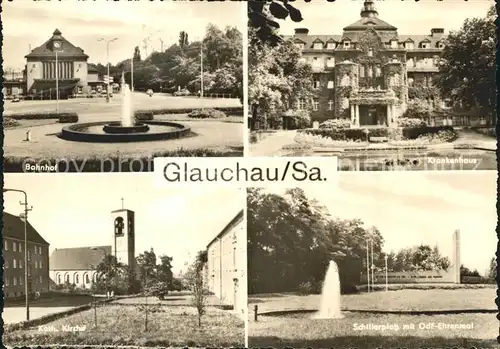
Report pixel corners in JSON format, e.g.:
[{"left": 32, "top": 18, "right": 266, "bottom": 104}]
[{"left": 111, "top": 198, "right": 136, "bottom": 275}]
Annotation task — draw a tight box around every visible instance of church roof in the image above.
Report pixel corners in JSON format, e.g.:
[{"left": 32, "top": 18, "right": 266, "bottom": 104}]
[
  {"left": 50, "top": 245, "right": 112, "bottom": 271},
  {"left": 3, "top": 212, "right": 50, "bottom": 245},
  {"left": 25, "top": 29, "right": 89, "bottom": 59}
]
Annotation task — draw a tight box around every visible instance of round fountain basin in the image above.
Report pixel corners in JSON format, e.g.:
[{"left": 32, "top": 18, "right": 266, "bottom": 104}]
[
  {"left": 103, "top": 122, "right": 150, "bottom": 134},
  {"left": 61, "top": 120, "right": 191, "bottom": 143}
]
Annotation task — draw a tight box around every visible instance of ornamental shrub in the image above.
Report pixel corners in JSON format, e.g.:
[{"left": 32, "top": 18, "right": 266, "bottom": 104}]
[
  {"left": 4, "top": 117, "right": 21, "bottom": 128},
  {"left": 397, "top": 118, "right": 428, "bottom": 128},
  {"left": 319, "top": 119, "right": 351, "bottom": 130},
  {"left": 188, "top": 108, "right": 227, "bottom": 119}
]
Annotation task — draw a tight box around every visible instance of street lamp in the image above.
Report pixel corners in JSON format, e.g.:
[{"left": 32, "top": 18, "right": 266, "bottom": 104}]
[
  {"left": 98, "top": 37, "right": 118, "bottom": 103},
  {"left": 384, "top": 254, "right": 389, "bottom": 292},
  {"left": 3, "top": 188, "right": 32, "bottom": 322}
]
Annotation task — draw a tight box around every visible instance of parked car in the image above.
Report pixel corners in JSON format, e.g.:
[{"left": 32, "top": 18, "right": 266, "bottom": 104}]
[
  {"left": 146, "top": 89, "right": 154, "bottom": 97},
  {"left": 173, "top": 89, "right": 191, "bottom": 97}
]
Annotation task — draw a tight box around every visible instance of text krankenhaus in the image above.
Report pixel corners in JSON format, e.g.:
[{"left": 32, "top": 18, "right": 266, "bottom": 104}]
[{"left": 162, "top": 161, "right": 327, "bottom": 183}]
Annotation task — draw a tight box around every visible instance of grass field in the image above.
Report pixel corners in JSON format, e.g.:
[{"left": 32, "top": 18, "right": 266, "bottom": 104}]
[
  {"left": 249, "top": 289, "right": 498, "bottom": 348},
  {"left": 4, "top": 303, "right": 244, "bottom": 347}
]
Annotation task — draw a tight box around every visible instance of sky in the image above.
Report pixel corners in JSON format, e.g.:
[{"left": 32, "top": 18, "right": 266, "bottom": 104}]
[
  {"left": 4, "top": 173, "right": 244, "bottom": 276},
  {"left": 278, "top": 0, "right": 493, "bottom": 35},
  {"left": 2, "top": 0, "right": 245, "bottom": 70},
  {"left": 268, "top": 171, "right": 497, "bottom": 275}
]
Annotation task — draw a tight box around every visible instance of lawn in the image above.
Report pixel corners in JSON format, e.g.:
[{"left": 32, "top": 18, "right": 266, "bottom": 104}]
[
  {"left": 4, "top": 303, "right": 245, "bottom": 347},
  {"left": 248, "top": 289, "right": 498, "bottom": 348}
]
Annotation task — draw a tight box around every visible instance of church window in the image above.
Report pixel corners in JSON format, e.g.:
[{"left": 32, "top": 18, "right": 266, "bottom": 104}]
[
  {"left": 57, "top": 274, "right": 61, "bottom": 284},
  {"left": 13, "top": 242, "right": 17, "bottom": 252},
  {"left": 13, "top": 259, "right": 17, "bottom": 268},
  {"left": 65, "top": 274, "right": 70, "bottom": 283},
  {"left": 19, "top": 277, "right": 23, "bottom": 285},
  {"left": 328, "top": 99, "right": 334, "bottom": 111},
  {"left": 312, "top": 99, "right": 319, "bottom": 111},
  {"left": 13, "top": 276, "right": 17, "bottom": 286},
  {"left": 39, "top": 260, "right": 42, "bottom": 269},
  {"left": 19, "top": 244, "right": 22, "bottom": 252},
  {"left": 327, "top": 42, "right": 336, "bottom": 49},
  {"left": 5, "top": 277, "right": 9, "bottom": 286},
  {"left": 19, "top": 260, "right": 23, "bottom": 269},
  {"left": 115, "top": 217, "right": 125, "bottom": 236},
  {"left": 327, "top": 80, "right": 334, "bottom": 89},
  {"left": 85, "top": 274, "right": 90, "bottom": 284},
  {"left": 4, "top": 240, "right": 8, "bottom": 251},
  {"left": 39, "top": 276, "right": 42, "bottom": 283},
  {"left": 75, "top": 274, "right": 80, "bottom": 284},
  {"left": 313, "top": 42, "right": 323, "bottom": 50}
]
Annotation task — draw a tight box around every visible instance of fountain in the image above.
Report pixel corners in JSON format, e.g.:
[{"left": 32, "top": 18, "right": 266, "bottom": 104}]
[
  {"left": 102, "top": 84, "right": 151, "bottom": 134},
  {"left": 60, "top": 81, "right": 191, "bottom": 143},
  {"left": 312, "top": 260, "right": 343, "bottom": 319}
]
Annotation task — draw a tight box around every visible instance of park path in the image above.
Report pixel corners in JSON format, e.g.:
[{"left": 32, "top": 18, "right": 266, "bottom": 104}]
[
  {"left": 2, "top": 306, "right": 75, "bottom": 325},
  {"left": 454, "top": 129, "right": 496, "bottom": 151},
  {"left": 250, "top": 130, "right": 298, "bottom": 156}
]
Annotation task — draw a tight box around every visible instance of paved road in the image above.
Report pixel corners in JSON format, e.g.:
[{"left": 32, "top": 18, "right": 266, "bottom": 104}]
[{"left": 4, "top": 93, "right": 241, "bottom": 116}]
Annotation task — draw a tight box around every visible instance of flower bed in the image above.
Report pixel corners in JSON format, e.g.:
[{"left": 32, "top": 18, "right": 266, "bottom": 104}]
[
  {"left": 295, "top": 132, "right": 368, "bottom": 148},
  {"left": 300, "top": 127, "right": 389, "bottom": 141}
]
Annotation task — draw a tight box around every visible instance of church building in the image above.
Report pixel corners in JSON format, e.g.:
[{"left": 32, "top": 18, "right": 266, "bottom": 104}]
[
  {"left": 24, "top": 29, "right": 104, "bottom": 99},
  {"left": 206, "top": 210, "right": 246, "bottom": 319},
  {"left": 286, "top": 0, "right": 449, "bottom": 126},
  {"left": 49, "top": 204, "right": 136, "bottom": 289}
]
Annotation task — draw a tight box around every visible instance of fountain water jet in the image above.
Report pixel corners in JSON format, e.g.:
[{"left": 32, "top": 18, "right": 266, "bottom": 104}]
[
  {"left": 121, "top": 83, "right": 134, "bottom": 127},
  {"left": 312, "top": 260, "right": 343, "bottom": 319}
]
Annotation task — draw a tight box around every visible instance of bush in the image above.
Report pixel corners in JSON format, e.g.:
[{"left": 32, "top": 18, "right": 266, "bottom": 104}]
[
  {"left": 403, "top": 99, "right": 432, "bottom": 119},
  {"left": 188, "top": 108, "right": 227, "bottom": 119},
  {"left": 402, "top": 126, "right": 457, "bottom": 141},
  {"left": 297, "top": 281, "right": 319, "bottom": 295},
  {"left": 6, "top": 112, "right": 79, "bottom": 123},
  {"left": 397, "top": 118, "right": 428, "bottom": 128},
  {"left": 135, "top": 106, "right": 243, "bottom": 117},
  {"left": 58, "top": 113, "right": 78, "bottom": 123},
  {"left": 147, "top": 281, "right": 169, "bottom": 300},
  {"left": 4, "top": 117, "right": 21, "bottom": 128},
  {"left": 319, "top": 119, "right": 351, "bottom": 130},
  {"left": 134, "top": 111, "right": 154, "bottom": 121},
  {"left": 284, "top": 110, "right": 311, "bottom": 129}
]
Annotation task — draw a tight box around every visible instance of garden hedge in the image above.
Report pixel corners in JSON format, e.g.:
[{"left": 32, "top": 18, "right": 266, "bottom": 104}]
[
  {"left": 135, "top": 106, "right": 243, "bottom": 117},
  {"left": 4, "top": 148, "right": 244, "bottom": 173},
  {"left": 188, "top": 108, "right": 227, "bottom": 119},
  {"left": 5, "top": 112, "right": 79, "bottom": 123},
  {"left": 301, "top": 126, "right": 457, "bottom": 142}
]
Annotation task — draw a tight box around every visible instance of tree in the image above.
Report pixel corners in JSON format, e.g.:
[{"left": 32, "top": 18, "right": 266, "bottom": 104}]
[
  {"left": 136, "top": 248, "right": 158, "bottom": 288},
  {"left": 488, "top": 257, "right": 497, "bottom": 280},
  {"left": 133, "top": 46, "right": 142, "bottom": 62},
  {"left": 179, "top": 31, "right": 189, "bottom": 49},
  {"left": 157, "top": 255, "right": 174, "bottom": 289},
  {"left": 247, "top": 188, "right": 384, "bottom": 294},
  {"left": 248, "top": 0, "right": 303, "bottom": 46},
  {"left": 185, "top": 250, "right": 208, "bottom": 327},
  {"left": 387, "top": 245, "right": 450, "bottom": 272},
  {"left": 248, "top": 27, "right": 314, "bottom": 130},
  {"left": 438, "top": 6, "right": 496, "bottom": 124},
  {"left": 95, "top": 255, "right": 126, "bottom": 295}
]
